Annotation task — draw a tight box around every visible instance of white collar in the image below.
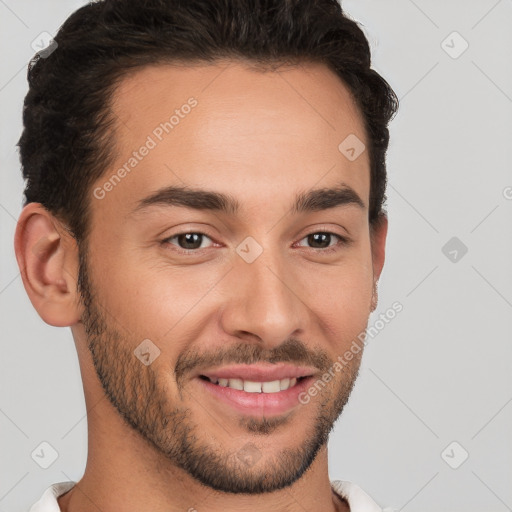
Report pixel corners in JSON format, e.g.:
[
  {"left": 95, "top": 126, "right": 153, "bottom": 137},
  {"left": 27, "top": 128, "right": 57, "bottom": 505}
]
[{"left": 30, "top": 480, "right": 382, "bottom": 512}]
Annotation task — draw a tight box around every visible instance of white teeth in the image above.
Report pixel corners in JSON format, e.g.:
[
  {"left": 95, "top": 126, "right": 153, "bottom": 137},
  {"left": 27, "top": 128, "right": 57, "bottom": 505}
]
[
  {"left": 207, "top": 376, "right": 303, "bottom": 392},
  {"left": 279, "top": 378, "right": 290, "bottom": 391},
  {"left": 228, "top": 378, "right": 244, "bottom": 390},
  {"left": 244, "top": 380, "right": 262, "bottom": 393},
  {"left": 262, "top": 380, "right": 281, "bottom": 393}
]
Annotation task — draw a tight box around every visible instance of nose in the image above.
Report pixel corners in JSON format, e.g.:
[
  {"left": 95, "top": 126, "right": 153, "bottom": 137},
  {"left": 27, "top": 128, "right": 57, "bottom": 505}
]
[{"left": 219, "top": 246, "right": 310, "bottom": 348}]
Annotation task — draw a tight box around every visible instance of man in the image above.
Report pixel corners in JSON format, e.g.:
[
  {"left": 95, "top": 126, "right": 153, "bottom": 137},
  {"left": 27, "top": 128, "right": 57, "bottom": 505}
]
[{"left": 15, "top": 0, "right": 398, "bottom": 510}]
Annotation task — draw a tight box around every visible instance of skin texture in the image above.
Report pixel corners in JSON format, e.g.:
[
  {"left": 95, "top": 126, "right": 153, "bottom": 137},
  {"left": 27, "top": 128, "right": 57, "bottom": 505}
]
[{"left": 14, "top": 60, "right": 387, "bottom": 512}]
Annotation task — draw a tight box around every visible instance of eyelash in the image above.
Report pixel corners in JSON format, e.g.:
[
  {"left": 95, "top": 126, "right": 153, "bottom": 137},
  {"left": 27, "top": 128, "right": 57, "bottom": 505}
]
[{"left": 161, "top": 229, "right": 350, "bottom": 255}]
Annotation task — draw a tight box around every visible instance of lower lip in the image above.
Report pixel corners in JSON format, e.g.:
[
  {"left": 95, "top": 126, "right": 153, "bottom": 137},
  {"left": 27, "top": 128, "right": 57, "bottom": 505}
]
[{"left": 197, "top": 377, "right": 315, "bottom": 417}]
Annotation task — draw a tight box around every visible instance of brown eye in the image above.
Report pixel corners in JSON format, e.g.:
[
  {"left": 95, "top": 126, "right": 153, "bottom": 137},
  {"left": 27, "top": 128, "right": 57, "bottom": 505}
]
[
  {"left": 297, "top": 232, "right": 348, "bottom": 251},
  {"left": 307, "top": 233, "right": 334, "bottom": 249},
  {"left": 164, "top": 232, "right": 213, "bottom": 251}
]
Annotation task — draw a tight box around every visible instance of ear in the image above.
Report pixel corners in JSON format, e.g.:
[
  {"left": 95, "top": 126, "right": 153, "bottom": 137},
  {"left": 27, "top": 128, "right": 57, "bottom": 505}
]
[
  {"left": 14, "top": 203, "right": 83, "bottom": 326},
  {"left": 369, "top": 213, "right": 388, "bottom": 312}
]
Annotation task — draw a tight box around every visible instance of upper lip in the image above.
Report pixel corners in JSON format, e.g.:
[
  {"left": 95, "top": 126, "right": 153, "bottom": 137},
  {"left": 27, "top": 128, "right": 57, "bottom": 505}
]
[{"left": 197, "top": 363, "right": 317, "bottom": 382}]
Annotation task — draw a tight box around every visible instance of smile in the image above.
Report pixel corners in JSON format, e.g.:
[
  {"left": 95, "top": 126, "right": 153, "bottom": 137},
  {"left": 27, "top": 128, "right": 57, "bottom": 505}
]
[{"left": 194, "top": 364, "right": 318, "bottom": 416}]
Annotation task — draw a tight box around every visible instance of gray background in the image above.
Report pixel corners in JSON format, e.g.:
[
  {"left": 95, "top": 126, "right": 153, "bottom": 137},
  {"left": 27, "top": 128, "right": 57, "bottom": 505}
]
[{"left": 1, "top": 1, "right": 511, "bottom": 511}]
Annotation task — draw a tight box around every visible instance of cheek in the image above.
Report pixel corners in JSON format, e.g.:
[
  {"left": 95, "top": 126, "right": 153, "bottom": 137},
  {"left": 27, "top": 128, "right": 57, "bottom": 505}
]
[
  {"left": 90, "top": 245, "right": 226, "bottom": 340},
  {"left": 299, "top": 248, "right": 374, "bottom": 345}
]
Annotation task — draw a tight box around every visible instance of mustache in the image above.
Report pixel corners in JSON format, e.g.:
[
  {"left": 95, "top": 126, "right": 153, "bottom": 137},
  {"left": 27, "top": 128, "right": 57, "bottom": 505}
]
[{"left": 174, "top": 338, "right": 332, "bottom": 384}]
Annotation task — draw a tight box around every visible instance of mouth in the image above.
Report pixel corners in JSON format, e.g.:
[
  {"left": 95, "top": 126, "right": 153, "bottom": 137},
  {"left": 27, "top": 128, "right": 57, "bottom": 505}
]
[{"left": 193, "top": 364, "right": 317, "bottom": 417}]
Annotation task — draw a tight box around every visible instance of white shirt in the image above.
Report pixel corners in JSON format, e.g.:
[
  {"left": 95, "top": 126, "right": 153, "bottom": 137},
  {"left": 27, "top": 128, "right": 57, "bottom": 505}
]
[{"left": 29, "top": 480, "right": 383, "bottom": 511}]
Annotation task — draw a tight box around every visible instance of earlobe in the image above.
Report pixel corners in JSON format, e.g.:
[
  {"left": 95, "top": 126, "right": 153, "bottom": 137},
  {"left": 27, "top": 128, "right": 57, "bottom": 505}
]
[{"left": 14, "top": 203, "right": 82, "bottom": 327}]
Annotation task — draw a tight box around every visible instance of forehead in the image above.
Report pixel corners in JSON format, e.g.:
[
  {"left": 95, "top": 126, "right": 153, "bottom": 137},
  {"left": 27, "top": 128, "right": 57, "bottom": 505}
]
[{"left": 95, "top": 60, "right": 369, "bottom": 222}]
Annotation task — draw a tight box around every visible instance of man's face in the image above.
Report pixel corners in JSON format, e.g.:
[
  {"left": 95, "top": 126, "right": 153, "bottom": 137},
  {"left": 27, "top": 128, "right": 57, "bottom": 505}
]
[{"left": 77, "top": 61, "right": 383, "bottom": 493}]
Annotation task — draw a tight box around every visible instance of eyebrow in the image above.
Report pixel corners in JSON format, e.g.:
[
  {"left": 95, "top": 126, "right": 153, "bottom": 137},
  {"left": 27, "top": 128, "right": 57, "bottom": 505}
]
[{"left": 131, "top": 183, "right": 365, "bottom": 217}]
